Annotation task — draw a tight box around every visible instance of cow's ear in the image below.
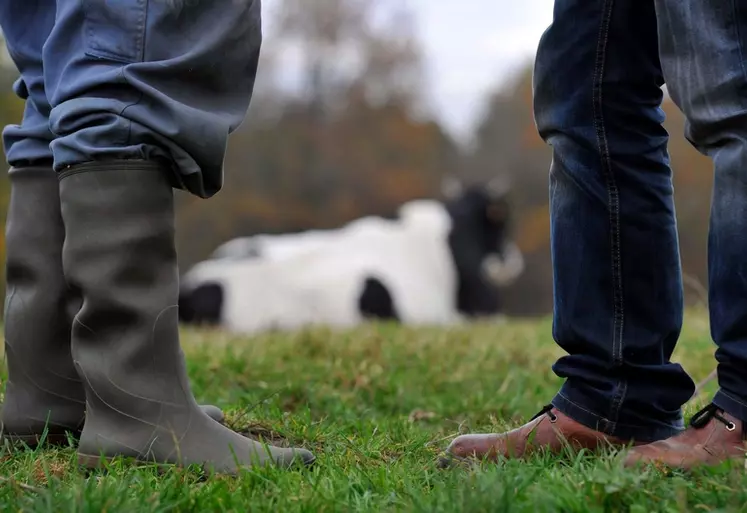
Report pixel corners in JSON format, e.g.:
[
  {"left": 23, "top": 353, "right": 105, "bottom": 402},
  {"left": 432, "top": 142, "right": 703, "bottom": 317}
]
[
  {"left": 486, "top": 202, "right": 509, "bottom": 224},
  {"left": 441, "top": 174, "right": 463, "bottom": 199},
  {"left": 486, "top": 175, "right": 510, "bottom": 199}
]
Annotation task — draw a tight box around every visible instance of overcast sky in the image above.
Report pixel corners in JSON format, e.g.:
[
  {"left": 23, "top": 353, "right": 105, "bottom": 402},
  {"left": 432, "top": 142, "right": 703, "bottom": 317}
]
[
  {"left": 405, "top": 1, "right": 553, "bottom": 142},
  {"left": 262, "top": 1, "right": 555, "bottom": 144},
  {"left": 0, "top": 2, "right": 555, "bottom": 144}
]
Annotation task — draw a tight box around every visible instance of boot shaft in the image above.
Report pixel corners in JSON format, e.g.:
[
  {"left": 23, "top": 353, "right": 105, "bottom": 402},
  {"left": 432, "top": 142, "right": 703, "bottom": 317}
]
[
  {"left": 59, "top": 161, "right": 199, "bottom": 451},
  {"left": 2, "top": 166, "right": 85, "bottom": 437},
  {"left": 60, "top": 160, "right": 315, "bottom": 471}
]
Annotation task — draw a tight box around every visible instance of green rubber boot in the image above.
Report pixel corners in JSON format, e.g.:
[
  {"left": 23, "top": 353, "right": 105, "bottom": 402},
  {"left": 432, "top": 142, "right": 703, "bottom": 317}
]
[
  {"left": 1, "top": 166, "right": 224, "bottom": 448},
  {"left": 60, "top": 161, "right": 315, "bottom": 474}
]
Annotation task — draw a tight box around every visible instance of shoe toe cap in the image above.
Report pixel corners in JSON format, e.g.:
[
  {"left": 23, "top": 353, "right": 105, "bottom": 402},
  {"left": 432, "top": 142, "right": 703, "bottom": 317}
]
[{"left": 446, "top": 434, "right": 500, "bottom": 459}]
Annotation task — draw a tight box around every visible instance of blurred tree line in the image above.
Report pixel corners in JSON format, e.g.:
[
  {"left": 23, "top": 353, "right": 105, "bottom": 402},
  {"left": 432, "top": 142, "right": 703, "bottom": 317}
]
[{"left": 0, "top": 1, "right": 714, "bottom": 317}]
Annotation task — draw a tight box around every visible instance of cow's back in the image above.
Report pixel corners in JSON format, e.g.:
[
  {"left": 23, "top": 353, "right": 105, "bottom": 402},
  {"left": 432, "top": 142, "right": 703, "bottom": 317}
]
[{"left": 182, "top": 200, "right": 464, "bottom": 334}]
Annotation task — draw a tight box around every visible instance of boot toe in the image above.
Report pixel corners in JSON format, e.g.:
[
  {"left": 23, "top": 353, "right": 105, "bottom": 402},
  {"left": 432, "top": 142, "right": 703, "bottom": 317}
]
[
  {"left": 298, "top": 448, "right": 317, "bottom": 467},
  {"left": 275, "top": 447, "right": 316, "bottom": 469},
  {"left": 200, "top": 405, "right": 225, "bottom": 424}
]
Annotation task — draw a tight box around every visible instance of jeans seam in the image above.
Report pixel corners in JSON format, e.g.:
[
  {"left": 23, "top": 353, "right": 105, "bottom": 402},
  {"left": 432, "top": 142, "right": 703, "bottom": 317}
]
[
  {"left": 556, "top": 389, "right": 683, "bottom": 440},
  {"left": 734, "top": 0, "right": 747, "bottom": 84},
  {"left": 556, "top": 390, "right": 636, "bottom": 431},
  {"left": 593, "top": 0, "right": 626, "bottom": 427},
  {"left": 556, "top": 391, "right": 601, "bottom": 419},
  {"left": 718, "top": 390, "right": 747, "bottom": 409}
]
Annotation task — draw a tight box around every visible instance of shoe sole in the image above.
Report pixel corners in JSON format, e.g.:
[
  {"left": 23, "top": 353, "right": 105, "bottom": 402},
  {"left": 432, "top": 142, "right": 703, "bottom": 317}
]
[
  {"left": 437, "top": 438, "right": 643, "bottom": 469},
  {"left": 623, "top": 453, "right": 746, "bottom": 471}
]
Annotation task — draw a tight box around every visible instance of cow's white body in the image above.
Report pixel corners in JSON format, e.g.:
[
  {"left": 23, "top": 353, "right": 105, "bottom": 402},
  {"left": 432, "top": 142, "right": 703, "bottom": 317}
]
[
  {"left": 181, "top": 200, "right": 466, "bottom": 334},
  {"left": 209, "top": 201, "right": 447, "bottom": 263}
]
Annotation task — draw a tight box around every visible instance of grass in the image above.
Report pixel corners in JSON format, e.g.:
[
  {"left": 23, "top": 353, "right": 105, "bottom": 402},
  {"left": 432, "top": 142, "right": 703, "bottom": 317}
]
[{"left": 0, "top": 307, "right": 744, "bottom": 512}]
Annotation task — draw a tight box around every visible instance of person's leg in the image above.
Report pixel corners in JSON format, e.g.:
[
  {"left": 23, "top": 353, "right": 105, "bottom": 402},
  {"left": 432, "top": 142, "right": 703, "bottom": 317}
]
[
  {"left": 442, "top": 0, "right": 696, "bottom": 464},
  {"left": 43, "top": 0, "right": 314, "bottom": 472},
  {"left": 45, "top": 0, "right": 263, "bottom": 198},
  {"left": 625, "top": 0, "right": 747, "bottom": 470},
  {"left": 0, "top": 0, "right": 86, "bottom": 447},
  {"left": 2, "top": 164, "right": 87, "bottom": 448},
  {"left": 0, "top": 0, "right": 225, "bottom": 448},
  {"left": 0, "top": 0, "right": 56, "bottom": 168}
]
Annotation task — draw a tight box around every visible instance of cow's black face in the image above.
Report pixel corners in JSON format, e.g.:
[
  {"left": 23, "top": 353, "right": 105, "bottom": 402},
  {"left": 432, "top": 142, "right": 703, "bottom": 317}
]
[
  {"left": 444, "top": 177, "right": 525, "bottom": 316},
  {"left": 445, "top": 184, "right": 513, "bottom": 261}
]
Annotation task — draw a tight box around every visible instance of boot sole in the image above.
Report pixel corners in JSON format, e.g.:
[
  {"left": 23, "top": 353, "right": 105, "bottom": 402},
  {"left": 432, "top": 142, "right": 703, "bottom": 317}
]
[
  {"left": 0, "top": 414, "right": 226, "bottom": 451},
  {"left": 78, "top": 452, "right": 317, "bottom": 474},
  {"left": 78, "top": 453, "right": 178, "bottom": 474},
  {"left": 2, "top": 432, "right": 79, "bottom": 449}
]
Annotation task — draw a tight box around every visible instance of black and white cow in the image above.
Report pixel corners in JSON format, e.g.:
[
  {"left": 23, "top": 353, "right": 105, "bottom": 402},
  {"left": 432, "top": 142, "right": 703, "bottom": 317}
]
[{"left": 178, "top": 177, "right": 525, "bottom": 334}]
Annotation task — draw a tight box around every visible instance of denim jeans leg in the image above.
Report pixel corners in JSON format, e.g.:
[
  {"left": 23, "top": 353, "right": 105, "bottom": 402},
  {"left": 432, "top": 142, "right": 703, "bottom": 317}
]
[
  {"left": 534, "top": 0, "right": 696, "bottom": 442},
  {"left": 655, "top": 1, "right": 747, "bottom": 423},
  {"left": 0, "top": 0, "right": 56, "bottom": 167},
  {"left": 42, "top": 0, "right": 263, "bottom": 199}
]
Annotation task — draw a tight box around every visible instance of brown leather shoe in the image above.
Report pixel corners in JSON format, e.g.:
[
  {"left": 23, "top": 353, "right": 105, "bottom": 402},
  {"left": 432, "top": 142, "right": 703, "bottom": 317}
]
[
  {"left": 439, "top": 404, "right": 635, "bottom": 468},
  {"left": 623, "top": 403, "right": 746, "bottom": 471}
]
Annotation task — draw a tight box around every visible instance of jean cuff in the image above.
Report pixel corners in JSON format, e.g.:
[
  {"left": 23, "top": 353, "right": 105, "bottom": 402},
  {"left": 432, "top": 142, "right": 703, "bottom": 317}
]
[
  {"left": 551, "top": 382, "right": 685, "bottom": 443},
  {"left": 712, "top": 389, "right": 747, "bottom": 423}
]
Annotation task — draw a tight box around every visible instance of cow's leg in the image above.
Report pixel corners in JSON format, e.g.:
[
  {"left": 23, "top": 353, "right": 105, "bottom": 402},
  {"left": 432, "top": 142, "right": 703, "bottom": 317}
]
[
  {"left": 358, "top": 276, "right": 400, "bottom": 321},
  {"left": 441, "top": 0, "right": 695, "bottom": 466},
  {"left": 41, "top": 0, "right": 314, "bottom": 473},
  {"left": 624, "top": 0, "right": 747, "bottom": 471}
]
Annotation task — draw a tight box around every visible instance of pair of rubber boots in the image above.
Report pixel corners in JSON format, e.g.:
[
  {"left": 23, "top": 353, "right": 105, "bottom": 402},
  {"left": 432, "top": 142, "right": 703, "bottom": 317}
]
[{"left": 0, "top": 161, "right": 315, "bottom": 474}]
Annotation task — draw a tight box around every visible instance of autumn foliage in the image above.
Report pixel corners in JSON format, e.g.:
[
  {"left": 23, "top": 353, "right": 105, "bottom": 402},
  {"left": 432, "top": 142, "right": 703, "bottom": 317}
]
[{"left": 0, "top": 3, "right": 716, "bottom": 317}]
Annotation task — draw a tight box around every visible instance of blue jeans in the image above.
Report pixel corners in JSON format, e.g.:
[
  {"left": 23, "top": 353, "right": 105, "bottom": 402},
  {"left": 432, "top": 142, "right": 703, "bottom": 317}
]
[
  {"left": 536, "top": 0, "right": 747, "bottom": 442},
  {"left": 0, "top": 0, "right": 262, "bottom": 198}
]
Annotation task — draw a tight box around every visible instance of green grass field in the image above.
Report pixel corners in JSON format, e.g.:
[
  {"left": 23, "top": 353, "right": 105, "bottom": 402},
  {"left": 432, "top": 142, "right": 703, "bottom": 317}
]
[{"left": 0, "top": 307, "right": 744, "bottom": 512}]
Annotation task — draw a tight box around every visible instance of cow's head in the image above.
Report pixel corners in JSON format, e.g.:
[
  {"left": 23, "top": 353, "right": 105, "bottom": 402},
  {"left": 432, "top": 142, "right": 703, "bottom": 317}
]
[{"left": 442, "top": 174, "right": 524, "bottom": 315}]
